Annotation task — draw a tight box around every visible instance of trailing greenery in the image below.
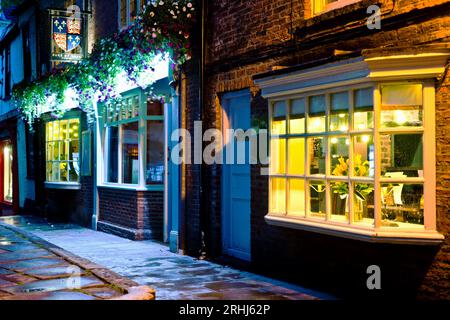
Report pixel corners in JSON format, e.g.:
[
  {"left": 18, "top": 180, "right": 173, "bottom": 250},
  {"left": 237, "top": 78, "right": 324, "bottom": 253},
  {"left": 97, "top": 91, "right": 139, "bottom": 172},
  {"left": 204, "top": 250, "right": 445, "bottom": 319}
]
[{"left": 12, "top": 0, "right": 195, "bottom": 126}]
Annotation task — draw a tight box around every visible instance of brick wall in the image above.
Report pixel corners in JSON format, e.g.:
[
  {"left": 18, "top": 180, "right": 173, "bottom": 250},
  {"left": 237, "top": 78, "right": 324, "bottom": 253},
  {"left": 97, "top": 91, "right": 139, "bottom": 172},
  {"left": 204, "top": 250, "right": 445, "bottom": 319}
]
[
  {"left": 97, "top": 187, "right": 164, "bottom": 241},
  {"left": 185, "top": 0, "right": 450, "bottom": 299}
]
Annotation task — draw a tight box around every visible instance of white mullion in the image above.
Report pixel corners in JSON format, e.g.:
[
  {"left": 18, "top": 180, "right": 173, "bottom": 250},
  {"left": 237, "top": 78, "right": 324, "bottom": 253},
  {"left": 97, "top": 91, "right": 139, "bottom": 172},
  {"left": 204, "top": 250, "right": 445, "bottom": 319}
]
[
  {"left": 305, "top": 97, "right": 310, "bottom": 218},
  {"left": 268, "top": 101, "right": 273, "bottom": 213},
  {"left": 373, "top": 85, "right": 382, "bottom": 230},
  {"left": 348, "top": 89, "right": 355, "bottom": 225},
  {"left": 325, "top": 93, "right": 331, "bottom": 222},
  {"left": 104, "top": 127, "right": 110, "bottom": 183},
  {"left": 139, "top": 91, "right": 146, "bottom": 188},
  {"left": 285, "top": 99, "right": 290, "bottom": 216},
  {"left": 118, "top": 124, "right": 123, "bottom": 184},
  {"left": 423, "top": 80, "right": 436, "bottom": 231}
]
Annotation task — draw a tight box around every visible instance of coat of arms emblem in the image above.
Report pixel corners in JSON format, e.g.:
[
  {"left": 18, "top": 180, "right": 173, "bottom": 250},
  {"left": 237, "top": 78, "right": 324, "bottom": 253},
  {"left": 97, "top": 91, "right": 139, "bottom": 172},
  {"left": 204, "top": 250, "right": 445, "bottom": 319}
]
[{"left": 52, "top": 17, "right": 82, "bottom": 52}]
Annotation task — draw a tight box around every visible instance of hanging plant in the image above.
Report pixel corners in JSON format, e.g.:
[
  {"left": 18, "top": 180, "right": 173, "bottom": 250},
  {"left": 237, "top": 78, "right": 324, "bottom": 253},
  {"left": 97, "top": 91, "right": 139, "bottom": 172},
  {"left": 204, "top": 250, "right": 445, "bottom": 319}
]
[{"left": 13, "top": 0, "right": 195, "bottom": 127}]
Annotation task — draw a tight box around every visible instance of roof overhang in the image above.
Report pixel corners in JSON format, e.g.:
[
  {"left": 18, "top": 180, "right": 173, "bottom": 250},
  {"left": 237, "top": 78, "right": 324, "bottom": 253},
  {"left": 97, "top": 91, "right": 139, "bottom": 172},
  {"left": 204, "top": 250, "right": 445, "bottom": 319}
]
[{"left": 254, "top": 49, "right": 450, "bottom": 99}]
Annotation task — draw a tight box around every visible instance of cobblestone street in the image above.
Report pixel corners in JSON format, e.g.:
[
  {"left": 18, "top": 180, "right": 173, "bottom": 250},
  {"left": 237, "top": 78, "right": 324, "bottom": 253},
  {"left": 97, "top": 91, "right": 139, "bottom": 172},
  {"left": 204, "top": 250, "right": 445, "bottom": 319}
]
[{"left": 0, "top": 216, "right": 333, "bottom": 300}]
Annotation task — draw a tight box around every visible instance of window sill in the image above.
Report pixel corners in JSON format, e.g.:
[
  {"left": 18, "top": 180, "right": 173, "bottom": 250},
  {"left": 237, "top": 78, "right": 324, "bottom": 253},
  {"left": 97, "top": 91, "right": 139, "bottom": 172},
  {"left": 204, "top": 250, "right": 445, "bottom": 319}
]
[
  {"left": 97, "top": 184, "right": 164, "bottom": 192},
  {"left": 45, "top": 182, "right": 81, "bottom": 190},
  {"left": 265, "top": 214, "right": 444, "bottom": 245}
]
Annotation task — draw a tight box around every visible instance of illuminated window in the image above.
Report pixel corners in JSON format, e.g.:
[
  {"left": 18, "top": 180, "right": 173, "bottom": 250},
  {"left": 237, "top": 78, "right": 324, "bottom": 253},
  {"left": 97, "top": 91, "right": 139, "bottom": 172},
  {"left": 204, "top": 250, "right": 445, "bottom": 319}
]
[
  {"left": 311, "top": 0, "right": 361, "bottom": 16},
  {"left": 119, "top": 0, "right": 144, "bottom": 29},
  {"left": 269, "top": 83, "right": 430, "bottom": 231},
  {"left": 46, "top": 118, "right": 80, "bottom": 183},
  {"left": 103, "top": 88, "right": 165, "bottom": 187}
]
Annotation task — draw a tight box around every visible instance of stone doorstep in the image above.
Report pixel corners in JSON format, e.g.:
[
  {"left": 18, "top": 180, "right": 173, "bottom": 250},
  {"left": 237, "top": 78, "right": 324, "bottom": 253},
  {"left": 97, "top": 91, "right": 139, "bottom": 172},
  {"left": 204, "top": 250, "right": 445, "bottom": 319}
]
[{"left": 0, "top": 221, "right": 155, "bottom": 301}]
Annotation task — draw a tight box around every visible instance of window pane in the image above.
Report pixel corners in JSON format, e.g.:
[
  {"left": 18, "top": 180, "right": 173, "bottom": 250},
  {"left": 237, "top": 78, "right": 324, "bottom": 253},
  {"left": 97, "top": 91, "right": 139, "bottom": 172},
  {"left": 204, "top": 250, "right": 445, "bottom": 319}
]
[
  {"left": 354, "top": 88, "right": 374, "bottom": 130},
  {"left": 288, "top": 138, "right": 305, "bottom": 175},
  {"left": 353, "top": 135, "right": 374, "bottom": 178},
  {"left": 120, "top": 0, "right": 127, "bottom": 27},
  {"left": 272, "top": 101, "right": 286, "bottom": 135},
  {"left": 354, "top": 183, "right": 374, "bottom": 227},
  {"left": 52, "top": 162, "right": 59, "bottom": 181},
  {"left": 122, "top": 122, "right": 139, "bottom": 184},
  {"left": 130, "top": 0, "right": 138, "bottom": 22},
  {"left": 288, "top": 179, "right": 305, "bottom": 217},
  {"left": 308, "top": 95, "right": 326, "bottom": 133},
  {"left": 381, "top": 84, "right": 423, "bottom": 128},
  {"left": 309, "top": 180, "right": 326, "bottom": 219},
  {"left": 380, "top": 134, "right": 423, "bottom": 178},
  {"left": 331, "top": 137, "right": 349, "bottom": 177},
  {"left": 270, "top": 178, "right": 286, "bottom": 214},
  {"left": 308, "top": 137, "right": 326, "bottom": 175},
  {"left": 290, "top": 99, "right": 305, "bottom": 134},
  {"left": 147, "top": 99, "right": 164, "bottom": 116},
  {"left": 60, "top": 162, "right": 68, "bottom": 182},
  {"left": 331, "top": 181, "right": 349, "bottom": 223},
  {"left": 329, "top": 92, "right": 349, "bottom": 132},
  {"left": 382, "top": 84, "right": 422, "bottom": 107},
  {"left": 146, "top": 120, "right": 165, "bottom": 185},
  {"left": 270, "top": 138, "right": 286, "bottom": 175},
  {"left": 107, "top": 126, "right": 119, "bottom": 183},
  {"left": 381, "top": 184, "right": 424, "bottom": 229}
]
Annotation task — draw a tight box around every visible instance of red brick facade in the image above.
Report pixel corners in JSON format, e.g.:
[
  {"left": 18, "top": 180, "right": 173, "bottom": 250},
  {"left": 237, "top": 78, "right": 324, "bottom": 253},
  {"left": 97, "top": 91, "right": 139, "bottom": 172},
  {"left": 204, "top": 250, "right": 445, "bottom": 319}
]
[{"left": 182, "top": 0, "right": 450, "bottom": 299}]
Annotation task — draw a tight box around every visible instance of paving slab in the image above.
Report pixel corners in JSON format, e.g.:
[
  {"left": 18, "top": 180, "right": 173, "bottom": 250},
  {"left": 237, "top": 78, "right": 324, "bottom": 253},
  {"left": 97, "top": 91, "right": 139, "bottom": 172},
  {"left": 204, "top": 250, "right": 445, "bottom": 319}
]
[
  {"left": 0, "top": 215, "right": 334, "bottom": 300},
  {"left": 0, "top": 222, "right": 155, "bottom": 300}
]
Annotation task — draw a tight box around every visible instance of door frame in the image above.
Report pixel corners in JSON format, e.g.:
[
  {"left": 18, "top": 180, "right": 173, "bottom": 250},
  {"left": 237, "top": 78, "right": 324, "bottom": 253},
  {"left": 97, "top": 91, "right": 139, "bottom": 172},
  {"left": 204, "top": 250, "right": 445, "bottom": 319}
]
[{"left": 221, "top": 89, "right": 252, "bottom": 261}]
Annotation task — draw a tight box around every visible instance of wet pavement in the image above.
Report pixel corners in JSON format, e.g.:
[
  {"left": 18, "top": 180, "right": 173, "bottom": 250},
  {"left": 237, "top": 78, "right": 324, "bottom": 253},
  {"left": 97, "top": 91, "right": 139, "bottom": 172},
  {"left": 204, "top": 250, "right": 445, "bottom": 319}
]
[
  {"left": 0, "top": 216, "right": 334, "bottom": 300},
  {"left": 0, "top": 222, "right": 126, "bottom": 300}
]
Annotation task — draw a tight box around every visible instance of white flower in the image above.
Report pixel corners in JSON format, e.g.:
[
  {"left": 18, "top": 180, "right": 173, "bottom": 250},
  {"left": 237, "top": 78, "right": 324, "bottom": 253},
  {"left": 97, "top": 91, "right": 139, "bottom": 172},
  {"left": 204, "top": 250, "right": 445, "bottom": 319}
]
[
  {"left": 150, "top": 11, "right": 155, "bottom": 17},
  {"left": 159, "top": 1, "right": 164, "bottom": 5},
  {"left": 187, "top": 2, "right": 192, "bottom": 8}
]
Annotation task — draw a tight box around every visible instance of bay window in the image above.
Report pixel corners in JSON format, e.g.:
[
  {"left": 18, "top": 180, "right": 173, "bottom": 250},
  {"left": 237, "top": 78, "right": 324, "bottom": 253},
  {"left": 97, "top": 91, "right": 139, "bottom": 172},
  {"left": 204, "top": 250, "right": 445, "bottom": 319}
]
[
  {"left": 119, "top": 0, "right": 145, "bottom": 29},
  {"left": 45, "top": 118, "right": 80, "bottom": 184},
  {"left": 268, "top": 81, "right": 437, "bottom": 240},
  {"left": 103, "top": 88, "right": 165, "bottom": 189}
]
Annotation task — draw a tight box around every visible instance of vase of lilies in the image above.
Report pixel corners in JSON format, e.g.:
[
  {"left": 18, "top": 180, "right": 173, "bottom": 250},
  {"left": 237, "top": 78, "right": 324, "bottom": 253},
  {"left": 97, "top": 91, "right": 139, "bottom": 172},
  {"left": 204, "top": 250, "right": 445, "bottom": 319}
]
[{"left": 332, "top": 154, "right": 374, "bottom": 222}]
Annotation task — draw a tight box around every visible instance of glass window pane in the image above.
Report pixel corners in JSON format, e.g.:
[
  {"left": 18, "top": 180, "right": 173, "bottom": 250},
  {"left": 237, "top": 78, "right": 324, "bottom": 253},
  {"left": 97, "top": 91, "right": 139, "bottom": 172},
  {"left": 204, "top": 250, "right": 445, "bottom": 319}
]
[
  {"left": 331, "top": 137, "right": 349, "bottom": 176},
  {"left": 329, "top": 92, "right": 349, "bottom": 132},
  {"left": 381, "top": 84, "right": 423, "bottom": 128},
  {"left": 270, "top": 178, "right": 286, "bottom": 214},
  {"left": 60, "top": 162, "right": 68, "bottom": 182},
  {"left": 380, "top": 134, "right": 423, "bottom": 178},
  {"left": 107, "top": 126, "right": 119, "bottom": 183},
  {"left": 308, "top": 95, "right": 326, "bottom": 133},
  {"left": 309, "top": 180, "right": 326, "bottom": 219},
  {"left": 308, "top": 137, "right": 326, "bottom": 175},
  {"left": 270, "top": 138, "right": 286, "bottom": 175},
  {"left": 288, "top": 138, "right": 305, "bottom": 175},
  {"left": 354, "top": 88, "right": 374, "bottom": 130},
  {"left": 288, "top": 179, "right": 305, "bottom": 217},
  {"left": 354, "top": 183, "right": 374, "bottom": 227},
  {"left": 120, "top": 0, "right": 127, "bottom": 27},
  {"left": 381, "top": 184, "right": 424, "bottom": 229},
  {"left": 130, "top": 0, "right": 138, "bottom": 22},
  {"left": 353, "top": 135, "right": 374, "bottom": 178},
  {"left": 272, "top": 101, "right": 286, "bottom": 135},
  {"left": 290, "top": 99, "right": 305, "bottom": 134},
  {"left": 122, "top": 122, "right": 139, "bottom": 184},
  {"left": 331, "top": 181, "right": 349, "bottom": 223},
  {"left": 147, "top": 99, "right": 164, "bottom": 116},
  {"left": 52, "top": 162, "right": 60, "bottom": 181},
  {"left": 60, "top": 140, "right": 67, "bottom": 161},
  {"left": 46, "top": 162, "right": 53, "bottom": 182},
  {"left": 146, "top": 120, "right": 165, "bottom": 185},
  {"left": 382, "top": 84, "right": 422, "bottom": 107}
]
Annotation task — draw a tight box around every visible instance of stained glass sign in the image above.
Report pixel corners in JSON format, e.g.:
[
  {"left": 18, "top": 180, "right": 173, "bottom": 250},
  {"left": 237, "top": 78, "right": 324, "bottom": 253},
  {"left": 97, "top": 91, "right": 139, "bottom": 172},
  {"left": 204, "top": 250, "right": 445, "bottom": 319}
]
[{"left": 51, "top": 15, "right": 85, "bottom": 62}]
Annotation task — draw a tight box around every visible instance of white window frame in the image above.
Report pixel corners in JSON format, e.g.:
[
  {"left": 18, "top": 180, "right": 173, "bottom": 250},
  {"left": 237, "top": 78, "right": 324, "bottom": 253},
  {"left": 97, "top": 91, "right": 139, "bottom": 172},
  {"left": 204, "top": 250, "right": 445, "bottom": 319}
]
[
  {"left": 255, "top": 52, "right": 449, "bottom": 244},
  {"left": 101, "top": 88, "right": 165, "bottom": 191},
  {"left": 44, "top": 116, "right": 81, "bottom": 189},
  {"left": 311, "top": 0, "right": 362, "bottom": 16},
  {"left": 118, "top": 0, "right": 145, "bottom": 30}
]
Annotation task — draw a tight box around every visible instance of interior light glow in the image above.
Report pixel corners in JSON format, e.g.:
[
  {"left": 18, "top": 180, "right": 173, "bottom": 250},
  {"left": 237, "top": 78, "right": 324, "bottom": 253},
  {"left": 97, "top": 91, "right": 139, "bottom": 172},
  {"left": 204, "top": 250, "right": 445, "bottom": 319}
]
[{"left": 394, "top": 110, "right": 407, "bottom": 125}]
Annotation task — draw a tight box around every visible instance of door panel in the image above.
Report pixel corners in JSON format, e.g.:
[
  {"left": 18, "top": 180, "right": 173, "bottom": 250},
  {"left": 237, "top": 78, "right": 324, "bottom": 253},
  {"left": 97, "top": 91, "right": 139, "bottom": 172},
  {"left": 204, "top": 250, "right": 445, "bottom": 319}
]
[{"left": 222, "top": 91, "right": 251, "bottom": 261}]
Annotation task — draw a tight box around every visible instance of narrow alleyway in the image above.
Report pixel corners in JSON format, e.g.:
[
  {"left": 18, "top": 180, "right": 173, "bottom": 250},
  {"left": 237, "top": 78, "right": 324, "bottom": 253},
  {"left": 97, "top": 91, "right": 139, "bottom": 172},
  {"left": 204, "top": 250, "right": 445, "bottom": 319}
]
[{"left": 0, "top": 216, "right": 333, "bottom": 300}]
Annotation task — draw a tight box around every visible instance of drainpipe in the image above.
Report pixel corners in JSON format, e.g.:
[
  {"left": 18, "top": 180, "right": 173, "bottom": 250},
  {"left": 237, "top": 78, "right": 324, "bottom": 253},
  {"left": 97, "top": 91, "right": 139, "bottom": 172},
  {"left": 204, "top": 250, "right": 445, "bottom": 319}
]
[{"left": 199, "top": 0, "right": 207, "bottom": 258}]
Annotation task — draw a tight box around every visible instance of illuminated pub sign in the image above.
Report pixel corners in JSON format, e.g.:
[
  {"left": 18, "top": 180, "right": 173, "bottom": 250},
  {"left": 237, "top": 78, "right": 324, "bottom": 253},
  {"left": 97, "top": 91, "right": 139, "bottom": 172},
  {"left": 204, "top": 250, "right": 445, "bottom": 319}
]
[{"left": 50, "top": 12, "right": 86, "bottom": 62}]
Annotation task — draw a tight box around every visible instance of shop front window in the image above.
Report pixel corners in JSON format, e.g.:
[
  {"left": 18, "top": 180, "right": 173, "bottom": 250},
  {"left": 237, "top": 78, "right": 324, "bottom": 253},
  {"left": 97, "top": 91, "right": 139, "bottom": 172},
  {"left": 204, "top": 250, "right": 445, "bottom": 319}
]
[
  {"left": 45, "top": 118, "right": 80, "bottom": 183},
  {"left": 269, "top": 83, "right": 430, "bottom": 232},
  {"left": 103, "top": 88, "right": 165, "bottom": 188}
]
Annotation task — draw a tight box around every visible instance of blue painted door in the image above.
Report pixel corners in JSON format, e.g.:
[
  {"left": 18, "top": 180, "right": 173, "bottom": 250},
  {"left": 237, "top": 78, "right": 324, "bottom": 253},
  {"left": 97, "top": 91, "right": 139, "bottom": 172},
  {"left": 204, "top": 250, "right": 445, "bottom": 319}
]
[{"left": 222, "top": 91, "right": 251, "bottom": 261}]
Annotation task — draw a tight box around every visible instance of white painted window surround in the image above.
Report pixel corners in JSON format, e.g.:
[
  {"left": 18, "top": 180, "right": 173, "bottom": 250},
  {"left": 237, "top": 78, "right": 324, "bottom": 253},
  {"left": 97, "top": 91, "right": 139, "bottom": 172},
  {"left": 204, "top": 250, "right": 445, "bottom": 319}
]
[{"left": 254, "top": 52, "right": 450, "bottom": 245}]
